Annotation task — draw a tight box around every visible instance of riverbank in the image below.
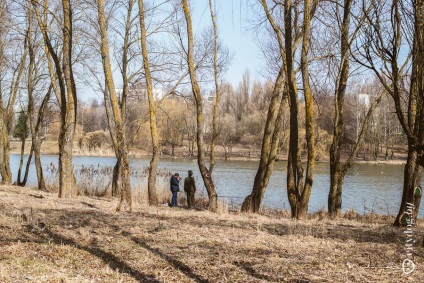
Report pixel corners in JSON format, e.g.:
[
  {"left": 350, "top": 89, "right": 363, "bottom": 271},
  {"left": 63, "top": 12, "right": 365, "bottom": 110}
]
[
  {"left": 0, "top": 185, "right": 422, "bottom": 282},
  {"left": 9, "top": 140, "right": 409, "bottom": 164}
]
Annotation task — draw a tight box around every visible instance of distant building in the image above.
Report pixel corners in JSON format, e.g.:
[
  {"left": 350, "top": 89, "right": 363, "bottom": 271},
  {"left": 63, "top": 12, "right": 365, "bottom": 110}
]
[
  {"left": 115, "top": 84, "right": 165, "bottom": 101},
  {"left": 357, "top": 93, "right": 371, "bottom": 107}
]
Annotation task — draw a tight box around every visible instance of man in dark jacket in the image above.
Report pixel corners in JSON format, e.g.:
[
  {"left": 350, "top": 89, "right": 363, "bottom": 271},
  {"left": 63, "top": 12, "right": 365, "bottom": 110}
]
[
  {"left": 170, "top": 173, "right": 180, "bottom": 207},
  {"left": 184, "top": 170, "right": 196, "bottom": 209}
]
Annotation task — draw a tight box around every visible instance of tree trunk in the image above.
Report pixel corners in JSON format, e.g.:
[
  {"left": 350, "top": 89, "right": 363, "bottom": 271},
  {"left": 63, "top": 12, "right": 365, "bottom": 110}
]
[
  {"left": 182, "top": 0, "right": 217, "bottom": 212},
  {"left": 58, "top": 0, "right": 78, "bottom": 198},
  {"left": 112, "top": 161, "right": 120, "bottom": 197},
  {"left": 139, "top": 0, "right": 158, "bottom": 206},
  {"left": 33, "top": 141, "right": 45, "bottom": 191},
  {"left": 58, "top": 124, "right": 77, "bottom": 198},
  {"left": 296, "top": 0, "right": 315, "bottom": 220},
  {"left": 0, "top": 23, "right": 27, "bottom": 185},
  {"left": 394, "top": 146, "right": 422, "bottom": 226},
  {"left": 15, "top": 139, "right": 34, "bottom": 187},
  {"left": 241, "top": 67, "right": 286, "bottom": 213},
  {"left": 31, "top": 0, "right": 77, "bottom": 197},
  {"left": 328, "top": 0, "right": 352, "bottom": 218},
  {"left": 117, "top": 153, "right": 132, "bottom": 212},
  {"left": 393, "top": 0, "right": 424, "bottom": 226},
  {"left": 328, "top": 164, "right": 346, "bottom": 217},
  {"left": 208, "top": 0, "right": 220, "bottom": 177},
  {"left": 97, "top": 0, "right": 131, "bottom": 212},
  {"left": 0, "top": 136, "right": 12, "bottom": 185},
  {"left": 285, "top": 0, "right": 301, "bottom": 218},
  {"left": 16, "top": 137, "right": 26, "bottom": 185},
  {"left": 385, "top": 142, "right": 389, "bottom": 161},
  {"left": 26, "top": 11, "right": 47, "bottom": 192},
  {"left": 31, "top": 89, "right": 51, "bottom": 192}
]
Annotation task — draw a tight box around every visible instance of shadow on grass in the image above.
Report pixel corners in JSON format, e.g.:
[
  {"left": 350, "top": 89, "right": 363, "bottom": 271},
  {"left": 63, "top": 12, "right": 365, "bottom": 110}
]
[
  {"left": 35, "top": 226, "right": 159, "bottom": 283},
  {"left": 124, "top": 231, "right": 210, "bottom": 283},
  {"left": 36, "top": 207, "right": 411, "bottom": 247},
  {"left": 149, "top": 211, "right": 407, "bottom": 246},
  {"left": 234, "top": 260, "right": 278, "bottom": 282}
]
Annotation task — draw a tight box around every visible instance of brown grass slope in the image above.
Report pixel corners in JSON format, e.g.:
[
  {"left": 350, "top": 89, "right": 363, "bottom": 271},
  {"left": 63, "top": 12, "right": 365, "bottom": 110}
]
[{"left": 0, "top": 185, "right": 423, "bottom": 282}]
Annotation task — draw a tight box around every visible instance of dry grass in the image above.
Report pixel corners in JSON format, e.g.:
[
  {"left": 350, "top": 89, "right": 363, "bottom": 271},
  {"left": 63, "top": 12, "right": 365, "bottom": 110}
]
[{"left": 0, "top": 185, "right": 423, "bottom": 282}]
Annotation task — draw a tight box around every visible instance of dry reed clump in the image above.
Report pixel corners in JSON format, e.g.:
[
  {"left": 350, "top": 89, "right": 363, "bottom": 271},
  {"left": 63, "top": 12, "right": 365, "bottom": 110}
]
[
  {"left": 46, "top": 163, "right": 229, "bottom": 213},
  {"left": 44, "top": 163, "right": 172, "bottom": 198},
  {"left": 44, "top": 162, "right": 229, "bottom": 212}
]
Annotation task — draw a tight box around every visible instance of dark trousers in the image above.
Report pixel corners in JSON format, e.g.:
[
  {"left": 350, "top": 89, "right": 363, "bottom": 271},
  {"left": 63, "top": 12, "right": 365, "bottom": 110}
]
[
  {"left": 186, "top": 190, "right": 195, "bottom": 208},
  {"left": 171, "top": 191, "right": 178, "bottom": 207}
]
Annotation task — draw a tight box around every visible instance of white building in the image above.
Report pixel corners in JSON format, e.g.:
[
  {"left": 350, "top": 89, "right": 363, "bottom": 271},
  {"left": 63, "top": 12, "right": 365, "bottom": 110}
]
[
  {"left": 115, "top": 86, "right": 165, "bottom": 101},
  {"left": 357, "top": 93, "right": 371, "bottom": 107}
]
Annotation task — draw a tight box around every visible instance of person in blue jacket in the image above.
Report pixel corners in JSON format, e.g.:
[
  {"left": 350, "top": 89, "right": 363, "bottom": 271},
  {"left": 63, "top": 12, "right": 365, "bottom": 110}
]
[{"left": 170, "top": 173, "right": 180, "bottom": 207}]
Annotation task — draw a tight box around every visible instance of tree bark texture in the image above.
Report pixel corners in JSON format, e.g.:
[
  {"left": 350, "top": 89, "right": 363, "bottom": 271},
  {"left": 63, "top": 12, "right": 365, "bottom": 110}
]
[
  {"left": 31, "top": 0, "right": 78, "bottom": 197},
  {"left": 139, "top": 0, "right": 159, "bottom": 206},
  {"left": 328, "top": 0, "right": 352, "bottom": 218},
  {"left": 394, "top": 0, "right": 424, "bottom": 225},
  {"left": 241, "top": 0, "right": 290, "bottom": 213},
  {"left": 96, "top": 0, "right": 132, "bottom": 212},
  {"left": 182, "top": 0, "right": 217, "bottom": 212},
  {"left": 297, "top": 0, "right": 316, "bottom": 219},
  {"left": 0, "top": 28, "right": 27, "bottom": 185},
  {"left": 58, "top": 0, "right": 77, "bottom": 198}
]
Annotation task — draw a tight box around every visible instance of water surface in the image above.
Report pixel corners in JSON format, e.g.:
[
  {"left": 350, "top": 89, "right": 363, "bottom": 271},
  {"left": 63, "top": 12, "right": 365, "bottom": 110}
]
[{"left": 8, "top": 154, "right": 423, "bottom": 217}]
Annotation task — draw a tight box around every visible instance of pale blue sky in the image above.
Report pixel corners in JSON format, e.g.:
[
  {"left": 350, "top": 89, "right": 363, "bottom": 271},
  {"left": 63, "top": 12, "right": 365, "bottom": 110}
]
[
  {"left": 80, "top": 0, "right": 263, "bottom": 102},
  {"left": 191, "top": 0, "right": 263, "bottom": 85}
]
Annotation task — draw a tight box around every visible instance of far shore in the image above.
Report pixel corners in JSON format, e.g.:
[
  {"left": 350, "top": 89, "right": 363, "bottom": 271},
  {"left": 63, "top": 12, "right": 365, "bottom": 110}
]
[{"left": 9, "top": 139, "right": 408, "bottom": 165}]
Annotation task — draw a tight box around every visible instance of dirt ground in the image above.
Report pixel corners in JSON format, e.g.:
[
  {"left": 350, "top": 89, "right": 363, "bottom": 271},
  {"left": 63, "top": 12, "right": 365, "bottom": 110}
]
[{"left": 0, "top": 185, "right": 423, "bottom": 282}]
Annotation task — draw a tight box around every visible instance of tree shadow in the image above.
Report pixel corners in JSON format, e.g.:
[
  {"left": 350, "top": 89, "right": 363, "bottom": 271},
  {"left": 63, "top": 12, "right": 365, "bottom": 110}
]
[
  {"left": 155, "top": 211, "right": 413, "bottom": 246},
  {"left": 34, "top": 208, "right": 417, "bottom": 247},
  {"left": 233, "top": 260, "right": 279, "bottom": 282},
  {"left": 34, "top": 226, "right": 159, "bottom": 283},
  {"left": 124, "top": 231, "right": 210, "bottom": 283}
]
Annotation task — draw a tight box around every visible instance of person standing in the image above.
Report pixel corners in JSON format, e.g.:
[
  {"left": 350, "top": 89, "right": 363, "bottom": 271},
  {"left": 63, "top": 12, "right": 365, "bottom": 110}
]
[
  {"left": 170, "top": 173, "right": 180, "bottom": 207},
  {"left": 184, "top": 170, "right": 196, "bottom": 209}
]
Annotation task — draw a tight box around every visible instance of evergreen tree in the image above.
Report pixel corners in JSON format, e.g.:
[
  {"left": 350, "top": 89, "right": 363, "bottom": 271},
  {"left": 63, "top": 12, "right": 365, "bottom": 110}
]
[{"left": 14, "top": 111, "right": 28, "bottom": 140}]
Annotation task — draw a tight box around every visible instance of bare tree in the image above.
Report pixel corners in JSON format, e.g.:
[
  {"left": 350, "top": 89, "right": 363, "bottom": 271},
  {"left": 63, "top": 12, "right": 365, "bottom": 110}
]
[
  {"left": 327, "top": 0, "right": 385, "bottom": 217},
  {"left": 355, "top": 0, "right": 423, "bottom": 225},
  {"left": 138, "top": 0, "right": 159, "bottom": 205},
  {"left": 207, "top": 0, "right": 221, "bottom": 189},
  {"left": 96, "top": 0, "right": 132, "bottom": 211},
  {"left": 286, "top": 0, "right": 321, "bottom": 219},
  {"left": 181, "top": 0, "right": 218, "bottom": 211},
  {"left": 241, "top": 0, "right": 288, "bottom": 213},
  {"left": 31, "top": 0, "right": 78, "bottom": 197},
  {"left": 15, "top": 5, "right": 51, "bottom": 190},
  {"left": 0, "top": 1, "right": 28, "bottom": 185},
  {"left": 298, "top": 0, "right": 317, "bottom": 219}
]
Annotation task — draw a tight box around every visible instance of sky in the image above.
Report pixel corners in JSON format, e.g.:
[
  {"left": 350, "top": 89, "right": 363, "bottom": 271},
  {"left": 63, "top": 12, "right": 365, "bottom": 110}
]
[
  {"left": 190, "top": 0, "right": 263, "bottom": 86},
  {"left": 80, "top": 0, "right": 263, "bottom": 103}
]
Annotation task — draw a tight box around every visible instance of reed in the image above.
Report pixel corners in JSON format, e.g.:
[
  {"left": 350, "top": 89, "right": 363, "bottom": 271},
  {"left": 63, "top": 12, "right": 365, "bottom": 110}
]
[{"left": 43, "top": 163, "right": 226, "bottom": 210}]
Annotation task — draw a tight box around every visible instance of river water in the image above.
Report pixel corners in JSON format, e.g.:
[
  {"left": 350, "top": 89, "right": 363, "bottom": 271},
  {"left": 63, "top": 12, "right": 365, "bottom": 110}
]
[{"left": 8, "top": 154, "right": 424, "bottom": 217}]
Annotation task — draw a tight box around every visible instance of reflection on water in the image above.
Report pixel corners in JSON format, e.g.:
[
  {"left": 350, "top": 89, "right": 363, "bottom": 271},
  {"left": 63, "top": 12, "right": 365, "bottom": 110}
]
[{"left": 8, "top": 154, "right": 423, "bottom": 217}]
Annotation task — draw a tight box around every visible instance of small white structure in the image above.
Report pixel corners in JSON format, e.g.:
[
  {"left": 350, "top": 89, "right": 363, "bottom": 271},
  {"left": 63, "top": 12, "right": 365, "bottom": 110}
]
[
  {"left": 357, "top": 93, "right": 371, "bottom": 107},
  {"left": 115, "top": 85, "right": 165, "bottom": 101}
]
